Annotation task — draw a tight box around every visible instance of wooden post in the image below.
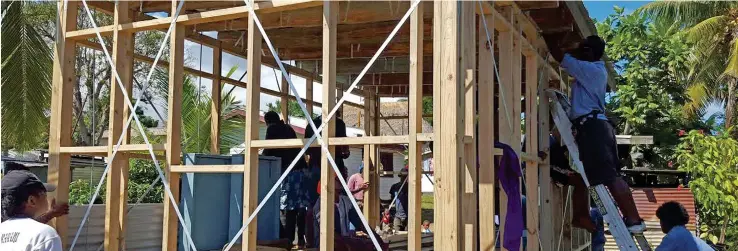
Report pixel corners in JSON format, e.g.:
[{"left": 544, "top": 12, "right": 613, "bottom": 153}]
[
  {"left": 163, "top": 1, "right": 185, "bottom": 249},
  {"left": 461, "top": 2, "right": 477, "bottom": 250},
  {"left": 407, "top": 2, "right": 424, "bottom": 250},
  {"left": 478, "top": 13, "right": 497, "bottom": 251},
  {"left": 539, "top": 79, "right": 553, "bottom": 250},
  {"left": 281, "top": 72, "right": 289, "bottom": 122},
  {"left": 320, "top": 2, "right": 338, "bottom": 251},
  {"left": 48, "top": 1, "right": 77, "bottom": 246},
  {"left": 524, "top": 54, "right": 539, "bottom": 251},
  {"left": 105, "top": 2, "right": 134, "bottom": 250},
  {"left": 306, "top": 77, "right": 314, "bottom": 118},
  {"left": 433, "top": 2, "right": 466, "bottom": 250},
  {"left": 363, "top": 92, "right": 379, "bottom": 227},
  {"left": 497, "top": 7, "right": 515, "bottom": 250},
  {"left": 242, "top": 6, "right": 262, "bottom": 251},
  {"left": 211, "top": 43, "right": 222, "bottom": 153}
]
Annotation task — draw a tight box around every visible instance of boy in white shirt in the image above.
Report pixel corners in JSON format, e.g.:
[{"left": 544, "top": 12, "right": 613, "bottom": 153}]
[{"left": 1, "top": 169, "right": 64, "bottom": 251}]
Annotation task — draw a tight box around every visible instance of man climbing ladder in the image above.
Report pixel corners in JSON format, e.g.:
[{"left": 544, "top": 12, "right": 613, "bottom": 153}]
[{"left": 546, "top": 35, "right": 649, "bottom": 247}]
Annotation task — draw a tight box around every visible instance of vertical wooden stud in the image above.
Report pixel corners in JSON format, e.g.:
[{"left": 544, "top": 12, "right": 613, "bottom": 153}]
[
  {"left": 524, "top": 54, "right": 539, "bottom": 251},
  {"left": 163, "top": 1, "right": 185, "bottom": 250},
  {"left": 105, "top": 2, "right": 134, "bottom": 250},
  {"left": 281, "top": 72, "right": 289, "bottom": 122},
  {"left": 433, "top": 2, "right": 465, "bottom": 250},
  {"left": 478, "top": 13, "right": 497, "bottom": 251},
  {"left": 242, "top": 5, "right": 262, "bottom": 250},
  {"left": 539, "top": 78, "right": 553, "bottom": 251},
  {"left": 407, "top": 2, "right": 424, "bottom": 250},
  {"left": 306, "top": 77, "right": 314, "bottom": 118},
  {"left": 48, "top": 1, "right": 78, "bottom": 247},
  {"left": 461, "top": 2, "right": 477, "bottom": 250},
  {"left": 320, "top": 2, "right": 338, "bottom": 250},
  {"left": 363, "top": 92, "right": 379, "bottom": 227},
  {"left": 211, "top": 43, "right": 222, "bottom": 153},
  {"left": 497, "top": 8, "right": 515, "bottom": 250}
]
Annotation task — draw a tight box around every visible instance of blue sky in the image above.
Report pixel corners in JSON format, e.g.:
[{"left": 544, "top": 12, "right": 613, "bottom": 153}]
[{"left": 583, "top": 1, "right": 650, "bottom": 21}]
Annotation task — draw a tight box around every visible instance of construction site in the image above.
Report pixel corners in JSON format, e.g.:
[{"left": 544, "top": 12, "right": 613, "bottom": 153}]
[{"left": 3, "top": 0, "right": 715, "bottom": 251}]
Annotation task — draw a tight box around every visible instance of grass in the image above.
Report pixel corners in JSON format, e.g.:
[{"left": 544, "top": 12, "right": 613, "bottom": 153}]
[{"left": 421, "top": 193, "right": 434, "bottom": 222}]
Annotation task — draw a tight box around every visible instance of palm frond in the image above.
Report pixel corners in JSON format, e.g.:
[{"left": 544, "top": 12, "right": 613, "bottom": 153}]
[
  {"left": 638, "top": 1, "right": 735, "bottom": 28},
  {"left": 685, "top": 15, "right": 729, "bottom": 45},
  {"left": 683, "top": 83, "right": 710, "bottom": 118},
  {"left": 1, "top": 2, "right": 53, "bottom": 151},
  {"left": 725, "top": 37, "right": 738, "bottom": 78}
]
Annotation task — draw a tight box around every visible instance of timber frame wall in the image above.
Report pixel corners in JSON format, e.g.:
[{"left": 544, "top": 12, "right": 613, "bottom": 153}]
[{"left": 48, "top": 1, "right": 593, "bottom": 250}]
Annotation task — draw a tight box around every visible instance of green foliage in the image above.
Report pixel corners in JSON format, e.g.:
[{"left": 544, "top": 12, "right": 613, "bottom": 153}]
[
  {"left": 422, "top": 97, "right": 433, "bottom": 125},
  {"left": 68, "top": 159, "right": 165, "bottom": 205},
  {"left": 598, "top": 8, "right": 704, "bottom": 168},
  {"left": 136, "top": 107, "right": 159, "bottom": 128},
  {"left": 152, "top": 66, "right": 245, "bottom": 154},
  {"left": 267, "top": 100, "right": 316, "bottom": 119},
  {"left": 677, "top": 130, "right": 738, "bottom": 246},
  {"left": 639, "top": 1, "right": 738, "bottom": 129},
  {"left": 1, "top": 2, "right": 53, "bottom": 151}
]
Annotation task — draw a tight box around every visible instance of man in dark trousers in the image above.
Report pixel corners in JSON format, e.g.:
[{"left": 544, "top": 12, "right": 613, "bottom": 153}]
[
  {"left": 304, "top": 111, "right": 351, "bottom": 204},
  {"left": 387, "top": 167, "right": 409, "bottom": 231},
  {"left": 546, "top": 35, "right": 645, "bottom": 233},
  {"left": 262, "top": 111, "right": 309, "bottom": 248}
]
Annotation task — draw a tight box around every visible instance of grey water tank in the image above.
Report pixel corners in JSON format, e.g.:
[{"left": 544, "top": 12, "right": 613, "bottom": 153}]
[{"left": 178, "top": 154, "right": 281, "bottom": 251}]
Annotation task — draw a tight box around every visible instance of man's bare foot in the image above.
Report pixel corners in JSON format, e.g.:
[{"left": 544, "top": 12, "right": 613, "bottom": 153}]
[{"left": 572, "top": 216, "right": 597, "bottom": 233}]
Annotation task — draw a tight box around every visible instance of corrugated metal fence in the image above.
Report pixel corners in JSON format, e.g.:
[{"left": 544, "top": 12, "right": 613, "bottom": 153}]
[{"left": 66, "top": 203, "right": 163, "bottom": 251}]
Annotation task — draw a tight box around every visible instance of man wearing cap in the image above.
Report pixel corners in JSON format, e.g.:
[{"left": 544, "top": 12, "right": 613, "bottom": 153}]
[
  {"left": 1, "top": 169, "right": 66, "bottom": 251},
  {"left": 387, "top": 167, "right": 409, "bottom": 231}
]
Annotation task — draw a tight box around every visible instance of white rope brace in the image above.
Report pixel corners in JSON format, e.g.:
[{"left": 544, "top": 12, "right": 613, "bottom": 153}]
[
  {"left": 69, "top": 1, "right": 198, "bottom": 250},
  {"left": 223, "top": 0, "right": 422, "bottom": 250}
]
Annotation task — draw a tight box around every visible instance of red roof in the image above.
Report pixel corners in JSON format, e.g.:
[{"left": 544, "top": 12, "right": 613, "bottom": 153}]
[{"left": 632, "top": 188, "right": 697, "bottom": 225}]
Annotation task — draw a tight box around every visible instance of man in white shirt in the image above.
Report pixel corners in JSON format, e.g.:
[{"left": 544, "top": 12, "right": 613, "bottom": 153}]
[
  {"left": 1, "top": 169, "right": 64, "bottom": 251},
  {"left": 655, "top": 201, "right": 714, "bottom": 251}
]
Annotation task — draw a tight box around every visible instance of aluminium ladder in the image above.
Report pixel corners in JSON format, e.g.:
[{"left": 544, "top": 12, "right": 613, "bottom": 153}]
[{"left": 547, "top": 89, "right": 652, "bottom": 251}]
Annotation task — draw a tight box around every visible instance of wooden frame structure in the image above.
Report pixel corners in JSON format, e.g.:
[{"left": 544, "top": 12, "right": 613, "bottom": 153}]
[{"left": 48, "top": 1, "right": 598, "bottom": 250}]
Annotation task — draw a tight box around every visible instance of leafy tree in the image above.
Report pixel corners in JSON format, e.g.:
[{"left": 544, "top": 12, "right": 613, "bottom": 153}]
[
  {"left": 267, "top": 100, "right": 316, "bottom": 119},
  {"left": 639, "top": 2, "right": 738, "bottom": 132},
  {"left": 597, "top": 8, "right": 703, "bottom": 168},
  {"left": 677, "top": 130, "right": 738, "bottom": 245},
  {"left": 68, "top": 159, "right": 165, "bottom": 205}
]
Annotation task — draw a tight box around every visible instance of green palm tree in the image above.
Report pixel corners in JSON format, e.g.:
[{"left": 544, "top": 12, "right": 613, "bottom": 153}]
[
  {"left": 152, "top": 66, "right": 244, "bottom": 154},
  {"left": 640, "top": 2, "right": 738, "bottom": 129},
  {"left": 1, "top": 2, "right": 53, "bottom": 151}
]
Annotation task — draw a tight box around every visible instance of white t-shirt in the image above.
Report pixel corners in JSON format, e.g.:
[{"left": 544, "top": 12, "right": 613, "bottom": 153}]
[{"left": 0, "top": 218, "right": 62, "bottom": 251}]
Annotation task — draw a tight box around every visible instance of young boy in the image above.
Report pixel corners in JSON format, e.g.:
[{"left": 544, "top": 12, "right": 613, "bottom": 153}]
[
  {"left": 655, "top": 201, "right": 714, "bottom": 251},
  {"left": 1, "top": 170, "right": 63, "bottom": 251}
]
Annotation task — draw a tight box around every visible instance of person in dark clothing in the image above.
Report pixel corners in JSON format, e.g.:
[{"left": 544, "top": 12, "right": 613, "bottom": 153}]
[
  {"left": 527, "top": 126, "right": 596, "bottom": 233},
  {"left": 387, "top": 168, "right": 409, "bottom": 231},
  {"left": 311, "top": 178, "right": 388, "bottom": 251},
  {"left": 546, "top": 35, "right": 644, "bottom": 233},
  {"left": 262, "top": 111, "right": 309, "bottom": 247},
  {"left": 303, "top": 111, "right": 351, "bottom": 205}
]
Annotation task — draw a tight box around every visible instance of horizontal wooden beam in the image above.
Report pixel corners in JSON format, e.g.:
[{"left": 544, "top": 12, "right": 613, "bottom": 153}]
[
  {"left": 616, "top": 135, "right": 653, "bottom": 145},
  {"left": 169, "top": 165, "right": 245, "bottom": 173},
  {"left": 116, "top": 144, "right": 166, "bottom": 152},
  {"left": 330, "top": 135, "right": 408, "bottom": 145},
  {"left": 417, "top": 133, "right": 433, "bottom": 142},
  {"left": 59, "top": 146, "right": 108, "bottom": 155},
  {"left": 251, "top": 135, "right": 411, "bottom": 149},
  {"left": 67, "top": 1, "right": 323, "bottom": 40},
  {"left": 124, "top": 153, "right": 164, "bottom": 160}
]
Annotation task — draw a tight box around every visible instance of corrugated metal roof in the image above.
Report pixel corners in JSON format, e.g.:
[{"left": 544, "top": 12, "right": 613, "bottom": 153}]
[
  {"left": 604, "top": 188, "right": 697, "bottom": 250},
  {"left": 631, "top": 188, "right": 697, "bottom": 224}
]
